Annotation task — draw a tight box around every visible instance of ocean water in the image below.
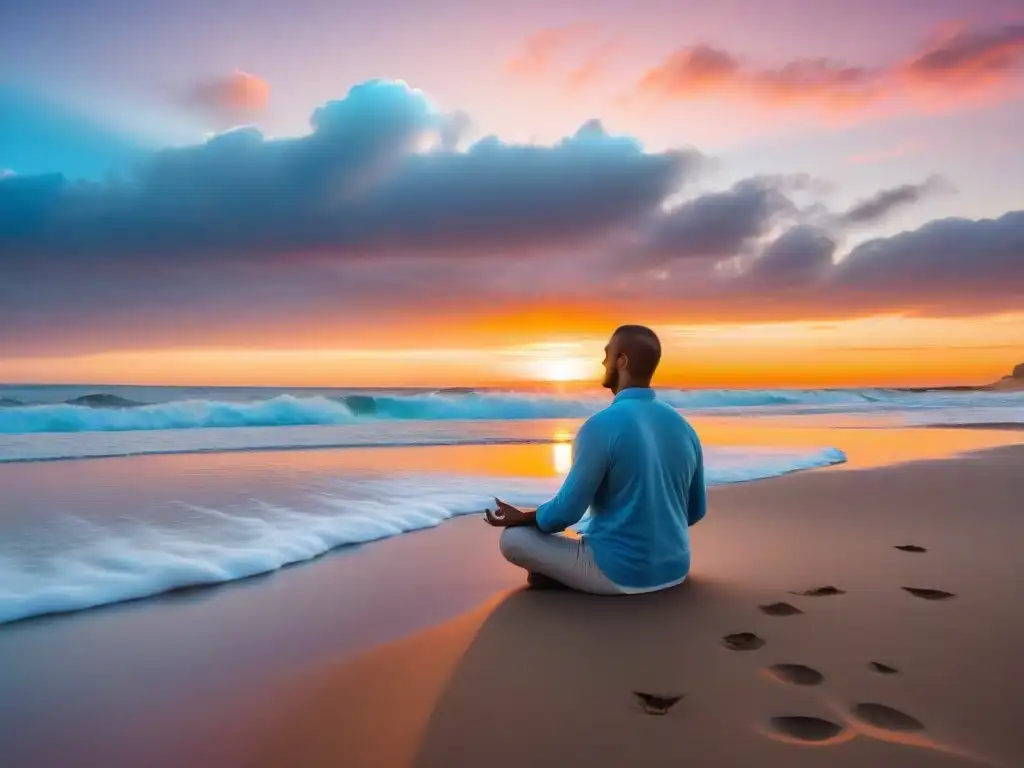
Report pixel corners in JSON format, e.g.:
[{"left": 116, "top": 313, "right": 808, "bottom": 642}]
[
  {"left": 0, "top": 383, "right": 1020, "bottom": 624},
  {"left": 1, "top": 384, "right": 1022, "bottom": 459}
]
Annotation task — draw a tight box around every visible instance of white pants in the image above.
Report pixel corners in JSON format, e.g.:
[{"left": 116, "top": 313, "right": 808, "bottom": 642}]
[{"left": 499, "top": 526, "right": 686, "bottom": 596}]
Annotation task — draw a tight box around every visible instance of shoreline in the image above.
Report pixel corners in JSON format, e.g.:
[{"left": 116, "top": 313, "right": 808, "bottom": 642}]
[
  {"left": 6, "top": 423, "right": 1023, "bottom": 627},
  {"left": 0, "top": 445, "right": 847, "bottom": 628},
  {"left": 1, "top": 428, "right": 1021, "bottom": 627},
  {"left": 0, "top": 435, "right": 564, "bottom": 465}
]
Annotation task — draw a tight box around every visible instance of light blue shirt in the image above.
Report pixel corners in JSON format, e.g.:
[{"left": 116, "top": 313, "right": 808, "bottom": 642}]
[{"left": 535, "top": 387, "right": 706, "bottom": 589}]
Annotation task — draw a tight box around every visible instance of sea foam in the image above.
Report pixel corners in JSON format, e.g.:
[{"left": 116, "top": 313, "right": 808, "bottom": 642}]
[{"left": 0, "top": 446, "right": 845, "bottom": 624}]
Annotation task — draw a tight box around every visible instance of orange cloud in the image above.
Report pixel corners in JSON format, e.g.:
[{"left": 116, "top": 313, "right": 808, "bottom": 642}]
[
  {"left": 505, "top": 23, "right": 617, "bottom": 90},
  {"left": 183, "top": 69, "right": 270, "bottom": 127},
  {"left": 638, "top": 45, "right": 879, "bottom": 111},
  {"left": 636, "top": 22, "right": 1024, "bottom": 115}
]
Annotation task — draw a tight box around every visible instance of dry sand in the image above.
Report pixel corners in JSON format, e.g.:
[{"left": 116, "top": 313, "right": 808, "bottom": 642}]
[{"left": 246, "top": 444, "right": 1024, "bottom": 768}]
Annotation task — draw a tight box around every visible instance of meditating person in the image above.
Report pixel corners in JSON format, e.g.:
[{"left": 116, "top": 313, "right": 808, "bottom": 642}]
[{"left": 485, "top": 325, "right": 706, "bottom": 594}]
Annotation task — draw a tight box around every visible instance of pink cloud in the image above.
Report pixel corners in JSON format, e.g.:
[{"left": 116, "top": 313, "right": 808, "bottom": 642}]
[{"left": 903, "top": 23, "right": 1024, "bottom": 88}]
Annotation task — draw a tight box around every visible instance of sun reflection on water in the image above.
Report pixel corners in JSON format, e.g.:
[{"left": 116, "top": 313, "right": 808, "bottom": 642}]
[{"left": 552, "top": 429, "right": 573, "bottom": 474}]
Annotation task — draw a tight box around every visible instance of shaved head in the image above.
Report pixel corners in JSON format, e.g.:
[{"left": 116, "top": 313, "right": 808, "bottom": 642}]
[{"left": 602, "top": 325, "right": 662, "bottom": 391}]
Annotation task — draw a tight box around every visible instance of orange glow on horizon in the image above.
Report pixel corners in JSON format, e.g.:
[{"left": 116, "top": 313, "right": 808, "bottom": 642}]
[{"left": 1, "top": 313, "right": 1020, "bottom": 389}]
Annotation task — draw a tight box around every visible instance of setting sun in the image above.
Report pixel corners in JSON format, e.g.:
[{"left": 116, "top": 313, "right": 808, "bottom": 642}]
[
  {"left": 538, "top": 357, "right": 595, "bottom": 382},
  {"left": 512, "top": 343, "right": 599, "bottom": 383}
]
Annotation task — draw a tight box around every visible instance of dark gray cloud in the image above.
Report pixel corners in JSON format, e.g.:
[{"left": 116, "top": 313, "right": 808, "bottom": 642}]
[
  {"left": 837, "top": 176, "right": 949, "bottom": 226},
  {"left": 643, "top": 176, "right": 795, "bottom": 261},
  {"left": 747, "top": 225, "right": 836, "bottom": 285},
  {"left": 709, "top": 209, "right": 1024, "bottom": 318},
  {"left": 830, "top": 209, "right": 1024, "bottom": 308}
]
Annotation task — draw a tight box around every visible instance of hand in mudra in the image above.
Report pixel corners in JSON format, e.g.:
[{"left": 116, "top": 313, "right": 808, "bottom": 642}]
[{"left": 484, "top": 498, "right": 536, "bottom": 528}]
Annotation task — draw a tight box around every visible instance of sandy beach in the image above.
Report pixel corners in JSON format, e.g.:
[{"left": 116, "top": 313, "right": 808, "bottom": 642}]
[{"left": 247, "top": 443, "right": 1024, "bottom": 768}]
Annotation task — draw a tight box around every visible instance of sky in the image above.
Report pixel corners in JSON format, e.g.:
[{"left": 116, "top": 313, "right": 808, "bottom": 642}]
[{"left": 1, "top": 0, "right": 1022, "bottom": 388}]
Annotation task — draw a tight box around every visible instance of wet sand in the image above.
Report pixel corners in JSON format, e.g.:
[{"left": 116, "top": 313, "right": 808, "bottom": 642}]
[{"left": 249, "top": 444, "right": 1024, "bottom": 768}]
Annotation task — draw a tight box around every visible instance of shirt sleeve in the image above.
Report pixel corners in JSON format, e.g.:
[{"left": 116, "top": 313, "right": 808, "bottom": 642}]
[
  {"left": 687, "top": 443, "right": 707, "bottom": 527},
  {"left": 535, "top": 419, "right": 609, "bottom": 533}
]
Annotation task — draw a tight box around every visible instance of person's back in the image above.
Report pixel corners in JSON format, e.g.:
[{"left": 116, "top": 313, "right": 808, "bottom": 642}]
[
  {"left": 487, "top": 325, "right": 707, "bottom": 596},
  {"left": 576, "top": 390, "right": 704, "bottom": 589}
]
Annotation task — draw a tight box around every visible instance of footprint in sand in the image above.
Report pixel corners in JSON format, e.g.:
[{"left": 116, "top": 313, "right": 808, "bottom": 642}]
[
  {"left": 770, "top": 716, "right": 845, "bottom": 742},
  {"left": 760, "top": 601, "right": 803, "bottom": 616},
  {"left": 790, "top": 586, "right": 846, "bottom": 597},
  {"left": 766, "top": 663, "right": 824, "bottom": 686},
  {"left": 633, "top": 692, "right": 683, "bottom": 716},
  {"left": 895, "top": 544, "right": 928, "bottom": 553},
  {"left": 851, "top": 703, "right": 924, "bottom": 732},
  {"left": 722, "top": 632, "right": 765, "bottom": 651},
  {"left": 869, "top": 662, "right": 899, "bottom": 675},
  {"left": 902, "top": 587, "right": 955, "bottom": 601}
]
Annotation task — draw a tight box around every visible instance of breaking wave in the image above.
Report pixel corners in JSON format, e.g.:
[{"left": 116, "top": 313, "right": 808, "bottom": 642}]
[{"left": 3, "top": 387, "right": 1019, "bottom": 435}]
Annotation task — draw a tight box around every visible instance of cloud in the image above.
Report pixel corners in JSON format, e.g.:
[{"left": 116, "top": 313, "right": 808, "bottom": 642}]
[
  {"left": 903, "top": 24, "right": 1024, "bottom": 89},
  {"left": 636, "top": 22, "right": 1024, "bottom": 114},
  {"left": 505, "top": 23, "right": 599, "bottom": 77},
  {"left": 690, "top": 210, "right": 1024, "bottom": 320},
  {"left": 836, "top": 176, "right": 950, "bottom": 227},
  {"left": 1, "top": 78, "right": 1021, "bottom": 356},
  {"left": 182, "top": 69, "right": 271, "bottom": 128},
  {"left": 747, "top": 225, "right": 837, "bottom": 286},
  {"left": 829, "top": 210, "right": 1024, "bottom": 308},
  {"left": 638, "top": 45, "right": 879, "bottom": 110},
  {"left": 0, "top": 80, "right": 697, "bottom": 352},
  {"left": 643, "top": 176, "right": 796, "bottom": 262},
  {"left": 505, "top": 23, "right": 618, "bottom": 90},
  {"left": 0, "top": 82, "right": 695, "bottom": 267}
]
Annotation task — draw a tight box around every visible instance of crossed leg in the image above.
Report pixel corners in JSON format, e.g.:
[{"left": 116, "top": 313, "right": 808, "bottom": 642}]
[{"left": 498, "top": 526, "right": 625, "bottom": 595}]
